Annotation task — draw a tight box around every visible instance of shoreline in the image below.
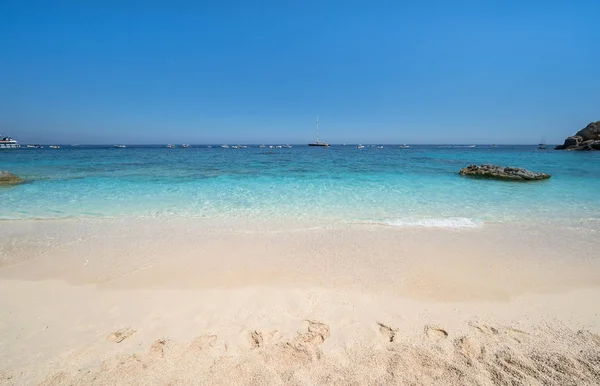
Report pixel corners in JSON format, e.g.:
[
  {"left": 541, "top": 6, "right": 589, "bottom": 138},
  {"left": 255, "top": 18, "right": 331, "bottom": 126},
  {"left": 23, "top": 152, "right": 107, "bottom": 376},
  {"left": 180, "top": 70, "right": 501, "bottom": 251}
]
[{"left": 1, "top": 218, "right": 599, "bottom": 384}]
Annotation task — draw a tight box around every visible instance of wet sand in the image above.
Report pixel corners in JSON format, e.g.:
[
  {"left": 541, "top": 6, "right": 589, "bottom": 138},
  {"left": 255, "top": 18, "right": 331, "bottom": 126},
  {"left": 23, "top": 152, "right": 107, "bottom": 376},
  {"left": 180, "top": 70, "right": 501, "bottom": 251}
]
[{"left": 0, "top": 219, "right": 599, "bottom": 385}]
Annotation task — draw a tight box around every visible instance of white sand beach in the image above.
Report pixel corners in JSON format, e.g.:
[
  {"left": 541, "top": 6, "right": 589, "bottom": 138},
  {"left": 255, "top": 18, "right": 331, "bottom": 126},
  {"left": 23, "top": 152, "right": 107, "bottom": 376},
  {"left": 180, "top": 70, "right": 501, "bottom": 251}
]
[{"left": 1, "top": 219, "right": 599, "bottom": 385}]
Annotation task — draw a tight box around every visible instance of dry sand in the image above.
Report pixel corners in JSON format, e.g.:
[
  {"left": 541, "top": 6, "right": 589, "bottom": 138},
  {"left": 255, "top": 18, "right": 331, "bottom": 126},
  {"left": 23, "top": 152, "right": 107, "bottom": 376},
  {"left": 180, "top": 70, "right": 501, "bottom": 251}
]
[{"left": 0, "top": 219, "right": 599, "bottom": 385}]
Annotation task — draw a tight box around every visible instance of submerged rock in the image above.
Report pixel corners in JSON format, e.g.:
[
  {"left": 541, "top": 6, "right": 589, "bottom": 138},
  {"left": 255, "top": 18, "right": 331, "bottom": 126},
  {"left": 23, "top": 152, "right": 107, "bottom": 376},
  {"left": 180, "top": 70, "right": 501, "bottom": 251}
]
[
  {"left": 459, "top": 165, "right": 551, "bottom": 181},
  {"left": 0, "top": 171, "right": 23, "bottom": 186},
  {"left": 556, "top": 121, "right": 600, "bottom": 150}
]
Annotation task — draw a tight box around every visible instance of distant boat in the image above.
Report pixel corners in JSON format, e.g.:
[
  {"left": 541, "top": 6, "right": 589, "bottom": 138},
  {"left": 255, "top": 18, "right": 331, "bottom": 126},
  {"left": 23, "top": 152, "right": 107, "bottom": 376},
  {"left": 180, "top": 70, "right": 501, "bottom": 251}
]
[
  {"left": 207, "top": 145, "right": 212, "bottom": 148},
  {"left": 377, "top": 145, "right": 384, "bottom": 149},
  {"left": 221, "top": 145, "right": 229, "bottom": 148},
  {"left": 357, "top": 145, "right": 365, "bottom": 149},
  {"left": 49, "top": 145, "right": 60, "bottom": 149},
  {"left": 308, "top": 116, "right": 330, "bottom": 147},
  {"left": 238, "top": 145, "right": 248, "bottom": 149},
  {"left": 182, "top": 144, "right": 192, "bottom": 148},
  {"left": 259, "top": 145, "right": 266, "bottom": 148},
  {"left": 467, "top": 145, "right": 476, "bottom": 148},
  {"left": 0, "top": 135, "right": 21, "bottom": 149},
  {"left": 400, "top": 144, "right": 410, "bottom": 149},
  {"left": 282, "top": 145, "right": 292, "bottom": 148},
  {"left": 166, "top": 144, "right": 176, "bottom": 148},
  {"left": 114, "top": 145, "right": 126, "bottom": 148},
  {"left": 538, "top": 138, "right": 547, "bottom": 150}
]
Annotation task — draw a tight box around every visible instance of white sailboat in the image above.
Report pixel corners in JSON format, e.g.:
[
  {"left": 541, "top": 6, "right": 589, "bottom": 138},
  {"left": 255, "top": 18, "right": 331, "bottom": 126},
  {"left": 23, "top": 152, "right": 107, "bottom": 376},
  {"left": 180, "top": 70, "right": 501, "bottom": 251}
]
[{"left": 308, "top": 115, "right": 330, "bottom": 147}]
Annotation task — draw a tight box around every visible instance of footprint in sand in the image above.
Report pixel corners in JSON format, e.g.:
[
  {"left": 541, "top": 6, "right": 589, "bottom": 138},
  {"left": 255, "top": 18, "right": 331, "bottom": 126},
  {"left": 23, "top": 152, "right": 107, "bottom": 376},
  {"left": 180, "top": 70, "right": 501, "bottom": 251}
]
[
  {"left": 186, "top": 334, "right": 218, "bottom": 355},
  {"left": 249, "top": 330, "right": 279, "bottom": 349},
  {"left": 469, "top": 323, "right": 499, "bottom": 335},
  {"left": 149, "top": 339, "right": 168, "bottom": 358},
  {"left": 377, "top": 323, "right": 398, "bottom": 343},
  {"left": 454, "top": 336, "right": 483, "bottom": 362},
  {"left": 107, "top": 327, "right": 136, "bottom": 343},
  {"left": 424, "top": 325, "right": 448, "bottom": 341}
]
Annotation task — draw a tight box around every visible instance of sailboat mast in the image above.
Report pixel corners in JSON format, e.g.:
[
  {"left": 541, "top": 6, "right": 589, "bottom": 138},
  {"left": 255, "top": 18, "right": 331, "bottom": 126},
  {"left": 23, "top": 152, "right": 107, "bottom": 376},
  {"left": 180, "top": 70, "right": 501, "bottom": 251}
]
[{"left": 316, "top": 115, "right": 319, "bottom": 142}]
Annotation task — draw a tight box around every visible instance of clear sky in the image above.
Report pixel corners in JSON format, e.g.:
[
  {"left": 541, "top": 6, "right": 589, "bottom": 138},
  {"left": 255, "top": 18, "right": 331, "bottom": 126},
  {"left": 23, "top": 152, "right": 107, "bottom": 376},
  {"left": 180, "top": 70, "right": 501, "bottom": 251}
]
[{"left": 1, "top": 1, "right": 599, "bottom": 144}]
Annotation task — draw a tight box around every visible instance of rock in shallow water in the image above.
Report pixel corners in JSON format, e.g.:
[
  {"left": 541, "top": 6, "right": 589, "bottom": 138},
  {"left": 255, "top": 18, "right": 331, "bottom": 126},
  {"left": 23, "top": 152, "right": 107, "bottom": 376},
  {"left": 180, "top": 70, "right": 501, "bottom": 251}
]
[
  {"left": 0, "top": 171, "right": 24, "bottom": 185},
  {"left": 459, "top": 165, "right": 551, "bottom": 181}
]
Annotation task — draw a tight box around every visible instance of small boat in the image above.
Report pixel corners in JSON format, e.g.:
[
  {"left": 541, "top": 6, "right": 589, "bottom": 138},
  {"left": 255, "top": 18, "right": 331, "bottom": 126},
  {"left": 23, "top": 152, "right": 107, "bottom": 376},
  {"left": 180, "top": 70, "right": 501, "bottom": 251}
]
[
  {"left": 238, "top": 145, "right": 248, "bottom": 149},
  {"left": 221, "top": 145, "right": 229, "bottom": 148},
  {"left": 49, "top": 145, "right": 60, "bottom": 149},
  {"left": 207, "top": 145, "right": 212, "bottom": 148},
  {"left": 269, "top": 145, "right": 274, "bottom": 149},
  {"left": 275, "top": 145, "right": 283, "bottom": 149},
  {"left": 231, "top": 145, "right": 239, "bottom": 149},
  {"left": 26, "top": 144, "right": 35, "bottom": 148},
  {"left": 357, "top": 145, "right": 365, "bottom": 149},
  {"left": 166, "top": 144, "right": 176, "bottom": 148},
  {"left": 182, "top": 144, "right": 192, "bottom": 148},
  {"left": 538, "top": 138, "right": 547, "bottom": 150},
  {"left": 0, "top": 136, "right": 21, "bottom": 149},
  {"left": 259, "top": 145, "right": 266, "bottom": 148},
  {"left": 114, "top": 145, "right": 126, "bottom": 148},
  {"left": 467, "top": 145, "right": 476, "bottom": 148},
  {"left": 400, "top": 144, "right": 410, "bottom": 149},
  {"left": 282, "top": 145, "right": 292, "bottom": 148},
  {"left": 377, "top": 145, "right": 384, "bottom": 149},
  {"left": 308, "top": 116, "right": 330, "bottom": 147}
]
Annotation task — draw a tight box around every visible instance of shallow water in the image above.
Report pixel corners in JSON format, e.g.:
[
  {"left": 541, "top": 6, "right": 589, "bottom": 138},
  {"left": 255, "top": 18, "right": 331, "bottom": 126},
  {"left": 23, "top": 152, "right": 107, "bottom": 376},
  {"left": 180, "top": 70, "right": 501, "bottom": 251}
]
[{"left": 1, "top": 145, "right": 599, "bottom": 229}]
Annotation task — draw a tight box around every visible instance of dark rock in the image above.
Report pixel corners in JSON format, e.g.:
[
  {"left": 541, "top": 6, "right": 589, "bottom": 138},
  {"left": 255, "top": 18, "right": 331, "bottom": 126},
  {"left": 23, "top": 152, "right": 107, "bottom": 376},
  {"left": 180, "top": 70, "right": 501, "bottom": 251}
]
[
  {"left": 556, "top": 121, "right": 600, "bottom": 150},
  {"left": 0, "top": 171, "right": 23, "bottom": 186},
  {"left": 459, "top": 165, "right": 551, "bottom": 181},
  {"left": 575, "top": 121, "right": 600, "bottom": 141}
]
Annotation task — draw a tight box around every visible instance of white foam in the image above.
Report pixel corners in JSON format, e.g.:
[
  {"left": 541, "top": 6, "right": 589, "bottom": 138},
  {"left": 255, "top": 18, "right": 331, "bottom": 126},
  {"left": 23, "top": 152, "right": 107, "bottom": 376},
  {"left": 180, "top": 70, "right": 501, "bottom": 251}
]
[{"left": 374, "top": 217, "right": 483, "bottom": 229}]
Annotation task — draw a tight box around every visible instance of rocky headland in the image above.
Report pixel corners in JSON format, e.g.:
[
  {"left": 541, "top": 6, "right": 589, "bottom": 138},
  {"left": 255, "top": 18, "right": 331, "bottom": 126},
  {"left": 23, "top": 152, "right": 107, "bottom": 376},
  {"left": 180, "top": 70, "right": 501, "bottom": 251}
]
[{"left": 555, "top": 121, "right": 600, "bottom": 150}]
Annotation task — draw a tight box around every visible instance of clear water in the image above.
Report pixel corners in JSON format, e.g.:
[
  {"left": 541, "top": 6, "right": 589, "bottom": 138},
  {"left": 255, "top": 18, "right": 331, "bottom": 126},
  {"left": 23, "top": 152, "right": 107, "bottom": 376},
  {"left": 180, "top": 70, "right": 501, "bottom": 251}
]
[{"left": 2, "top": 145, "right": 599, "bottom": 228}]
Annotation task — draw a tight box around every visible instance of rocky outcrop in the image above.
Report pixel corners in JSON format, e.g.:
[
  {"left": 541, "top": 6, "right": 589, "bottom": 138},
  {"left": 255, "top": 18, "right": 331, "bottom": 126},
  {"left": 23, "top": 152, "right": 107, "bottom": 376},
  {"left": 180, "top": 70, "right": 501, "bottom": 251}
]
[
  {"left": 556, "top": 121, "right": 600, "bottom": 150},
  {"left": 0, "top": 171, "right": 24, "bottom": 186},
  {"left": 459, "top": 165, "right": 551, "bottom": 181}
]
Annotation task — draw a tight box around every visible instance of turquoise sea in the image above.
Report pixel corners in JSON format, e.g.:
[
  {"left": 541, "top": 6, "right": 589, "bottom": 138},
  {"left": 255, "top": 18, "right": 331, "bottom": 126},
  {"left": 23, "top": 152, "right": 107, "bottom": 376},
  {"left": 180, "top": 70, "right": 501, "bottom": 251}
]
[{"left": 2, "top": 145, "right": 599, "bottom": 229}]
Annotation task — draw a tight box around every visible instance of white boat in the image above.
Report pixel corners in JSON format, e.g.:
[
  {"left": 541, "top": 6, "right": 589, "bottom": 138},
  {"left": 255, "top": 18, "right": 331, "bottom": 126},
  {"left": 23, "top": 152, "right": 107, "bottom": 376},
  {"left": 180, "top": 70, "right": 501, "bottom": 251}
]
[
  {"left": 467, "top": 145, "right": 476, "bottom": 148},
  {"left": 282, "top": 145, "right": 292, "bottom": 148},
  {"left": 259, "top": 145, "right": 266, "bottom": 148},
  {"left": 207, "top": 145, "right": 212, "bottom": 148},
  {"left": 308, "top": 115, "right": 330, "bottom": 147},
  {"left": 114, "top": 145, "right": 126, "bottom": 148},
  {"left": 166, "top": 144, "right": 176, "bottom": 148},
  {"left": 357, "top": 145, "right": 365, "bottom": 149},
  {"left": 275, "top": 145, "right": 283, "bottom": 148},
  {"left": 377, "top": 145, "right": 384, "bottom": 149},
  {"left": 238, "top": 145, "right": 248, "bottom": 149},
  {"left": 182, "top": 144, "right": 192, "bottom": 148},
  {"left": 0, "top": 136, "right": 21, "bottom": 149},
  {"left": 221, "top": 145, "right": 229, "bottom": 148},
  {"left": 269, "top": 145, "right": 274, "bottom": 149},
  {"left": 400, "top": 144, "right": 410, "bottom": 149},
  {"left": 49, "top": 145, "right": 60, "bottom": 149}
]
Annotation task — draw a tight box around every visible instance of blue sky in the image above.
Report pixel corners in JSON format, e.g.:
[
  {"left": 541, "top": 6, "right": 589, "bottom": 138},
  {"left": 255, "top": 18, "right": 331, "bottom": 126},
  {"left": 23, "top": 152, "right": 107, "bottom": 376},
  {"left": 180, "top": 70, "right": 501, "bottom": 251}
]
[{"left": 1, "top": 1, "right": 599, "bottom": 144}]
